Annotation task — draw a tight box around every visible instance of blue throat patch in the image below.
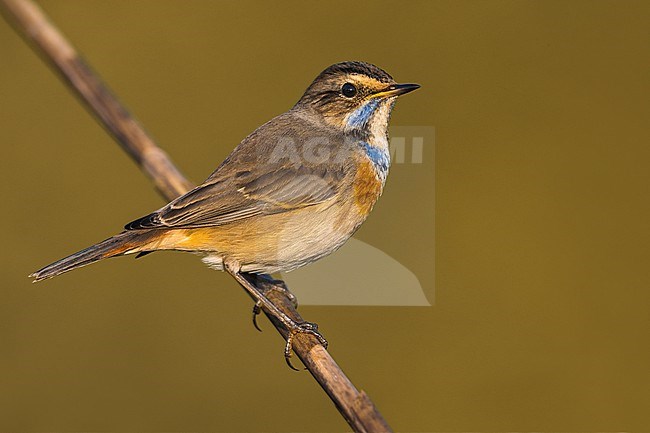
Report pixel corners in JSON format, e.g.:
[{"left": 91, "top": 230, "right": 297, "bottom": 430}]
[
  {"left": 360, "top": 141, "right": 390, "bottom": 181},
  {"left": 347, "top": 99, "right": 380, "bottom": 129}
]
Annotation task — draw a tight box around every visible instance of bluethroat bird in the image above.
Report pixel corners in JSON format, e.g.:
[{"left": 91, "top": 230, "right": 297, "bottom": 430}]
[{"left": 31, "top": 61, "right": 419, "bottom": 363}]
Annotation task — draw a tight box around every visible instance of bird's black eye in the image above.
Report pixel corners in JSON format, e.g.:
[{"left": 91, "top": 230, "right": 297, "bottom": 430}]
[{"left": 341, "top": 82, "right": 357, "bottom": 98}]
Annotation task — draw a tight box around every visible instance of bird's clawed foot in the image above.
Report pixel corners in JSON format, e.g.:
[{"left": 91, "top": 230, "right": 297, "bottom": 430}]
[
  {"left": 284, "top": 320, "right": 328, "bottom": 371},
  {"left": 225, "top": 264, "right": 327, "bottom": 370}
]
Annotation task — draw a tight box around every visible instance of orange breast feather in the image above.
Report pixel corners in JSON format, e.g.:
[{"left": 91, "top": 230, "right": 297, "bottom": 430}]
[{"left": 353, "top": 160, "right": 383, "bottom": 216}]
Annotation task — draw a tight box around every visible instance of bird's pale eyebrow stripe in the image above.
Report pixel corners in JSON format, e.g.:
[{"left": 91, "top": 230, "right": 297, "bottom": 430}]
[{"left": 346, "top": 99, "right": 380, "bottom": 129}]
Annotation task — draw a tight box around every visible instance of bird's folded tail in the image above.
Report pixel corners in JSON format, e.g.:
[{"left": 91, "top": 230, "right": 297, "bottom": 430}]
[{"left": 30, "top": 230, "right": 155, "bottom": 282}]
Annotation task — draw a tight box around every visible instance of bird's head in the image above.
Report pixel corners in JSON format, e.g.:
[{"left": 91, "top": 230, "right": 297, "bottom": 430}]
[{"left": 294, "top": 61, "right": 420, "bottom": 135}]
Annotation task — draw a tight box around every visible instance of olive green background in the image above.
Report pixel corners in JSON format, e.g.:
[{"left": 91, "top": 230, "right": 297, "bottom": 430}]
[{"left": 1, "top": 0, "right": 649, "bottom": 431}]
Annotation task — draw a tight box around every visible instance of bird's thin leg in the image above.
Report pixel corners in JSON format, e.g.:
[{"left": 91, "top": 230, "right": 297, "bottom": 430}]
[
  {"left": 227, "top": 269, "right": 297, "bottom": 328},
  {"left": 250, "top": 275, "right": 299, "bottom": 332},
  {"left": 224, "top": 261, "right": 327, "bottom": 370}
]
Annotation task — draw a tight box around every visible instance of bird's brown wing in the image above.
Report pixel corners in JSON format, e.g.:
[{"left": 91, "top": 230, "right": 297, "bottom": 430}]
[
  {"left": 126, "top": 110, "right": 353, "bottom": 230},
  {"left": 125, "top": 161, "right": 347, "bottom": 230}
]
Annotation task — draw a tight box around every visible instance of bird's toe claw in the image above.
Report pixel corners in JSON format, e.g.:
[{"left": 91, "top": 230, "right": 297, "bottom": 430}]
[
  {"left": 251, "top": 302, "right": 263, "bottom": 332},
  {"left": 284, "top": 321, "right": 328, "bottom": 371}
]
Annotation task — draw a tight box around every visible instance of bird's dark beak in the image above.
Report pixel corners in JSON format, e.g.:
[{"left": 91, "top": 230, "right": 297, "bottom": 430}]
[{"left": 372, "top": 83, "right": 421, "bottom": 99}]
